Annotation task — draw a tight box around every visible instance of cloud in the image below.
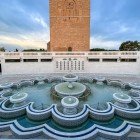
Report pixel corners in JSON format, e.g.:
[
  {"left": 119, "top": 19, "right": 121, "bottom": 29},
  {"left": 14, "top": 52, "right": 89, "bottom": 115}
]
[
  {"left": 0, "top": 0, "right": 50, "bottom": 50},
  {"left": 31, "top": 14, "right": 48, "bottom": 29},
  {"left": 0, "top": 30, "right": 50, "bottom": 50},
  {"left": 91, "top": 0, "right": 140, "bottom": 44},
  {"left": 0, "top": 0, "right": 140, "bottom": 51},
  {"left": 90, "top": 36, "right": 121, "bottom": 50}
]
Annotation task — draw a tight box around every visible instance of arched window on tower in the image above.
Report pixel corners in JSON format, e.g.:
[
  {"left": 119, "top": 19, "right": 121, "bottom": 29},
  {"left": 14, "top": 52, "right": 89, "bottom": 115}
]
[{"left": 64, "top": 0, "right": 77, "bottom": 17}]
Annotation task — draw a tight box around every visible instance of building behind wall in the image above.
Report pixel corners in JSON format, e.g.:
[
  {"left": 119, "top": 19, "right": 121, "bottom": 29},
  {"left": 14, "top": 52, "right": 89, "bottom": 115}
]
[{"left": 49, "top": 0, "right": 90, "bottom": 52}]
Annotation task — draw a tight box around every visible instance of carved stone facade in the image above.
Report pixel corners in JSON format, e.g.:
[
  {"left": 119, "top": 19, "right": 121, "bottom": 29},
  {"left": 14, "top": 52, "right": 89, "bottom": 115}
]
[{"left": 49, "top": 0, "right": 90, "bottom": 52}]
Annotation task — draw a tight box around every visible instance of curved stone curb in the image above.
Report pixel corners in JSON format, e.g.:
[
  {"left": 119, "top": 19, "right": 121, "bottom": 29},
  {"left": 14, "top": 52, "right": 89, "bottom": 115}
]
[{"left": 0, "top": 118, "right": 140, "bottom": 139}]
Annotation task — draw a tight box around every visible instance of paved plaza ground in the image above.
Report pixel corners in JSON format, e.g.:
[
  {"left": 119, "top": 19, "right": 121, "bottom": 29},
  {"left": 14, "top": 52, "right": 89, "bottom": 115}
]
[{"left": 0, "top": 73, "right": 140, "bottom": 84}]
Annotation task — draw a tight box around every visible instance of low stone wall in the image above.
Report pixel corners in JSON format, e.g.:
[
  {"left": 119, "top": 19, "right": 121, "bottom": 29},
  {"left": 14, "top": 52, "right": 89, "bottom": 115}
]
[{"left": 1, "top": 118, "right": 140, "bottom": 139}]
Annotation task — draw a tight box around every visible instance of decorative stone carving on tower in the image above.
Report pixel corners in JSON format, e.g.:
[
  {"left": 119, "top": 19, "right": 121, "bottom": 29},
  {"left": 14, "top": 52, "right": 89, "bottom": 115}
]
[{"left": 48, "top": 0, "right": 90, "bottom": 52}]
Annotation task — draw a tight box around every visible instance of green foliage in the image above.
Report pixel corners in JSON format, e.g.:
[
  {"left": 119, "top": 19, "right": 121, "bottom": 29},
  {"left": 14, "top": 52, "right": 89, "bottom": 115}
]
[
  {"left": 0, "top": 47, "right": 5, "bottom": 52},
  {"left": 90, "top": 48, "right": 107, "bottom": 51},
  {"left": 90, "top": 48, "right": 117, "bottom": 51},
  {"left": 15, "top": 49, "right": 19, "bottom": 52},
  {"left": 119, "top": 41, "right": 140, "bottom": 51},
  {"left": 23, "top": 48, "right": 46, "bottom": 52}
]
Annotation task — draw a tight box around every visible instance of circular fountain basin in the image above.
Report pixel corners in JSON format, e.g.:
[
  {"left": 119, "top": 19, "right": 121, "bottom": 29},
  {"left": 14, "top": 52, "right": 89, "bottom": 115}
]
[
  {"left": 129, "top": 83, "right": 140, "bottom": 89},
  {"left": 55, "top": 82, "right": 86, "bottom": 97},
  {"left": 113, "top": 93, "right": 132, "bottom": 104},
  {"left": 63, "top": 74, "right": 78, "bottom": 82},
  {"left": 95, "top": 77, "right": 106, "bottom": 82},
  {"left": 0, "top": 83, "right": 13, "bottom": 89},
  {"left": 36, "top": 77, "right": 46, "bottom": 82},
  {"left": 95, "top": 77, "right": 106, "bottom": 85},
  {"left": 61, "top": 96, "right": 79, "bottom": 115},
  {"left": 129, "top": 89, "right": 140, "bottom": 97},
  {"left": 36, "top": 77, "right": 46, "bottom": 85},
  {"left": 10, "top": 93, "right": 28, "bottom": 104},
  {"left": 61, "top": 96, "right": 79, "bottom": 108}
]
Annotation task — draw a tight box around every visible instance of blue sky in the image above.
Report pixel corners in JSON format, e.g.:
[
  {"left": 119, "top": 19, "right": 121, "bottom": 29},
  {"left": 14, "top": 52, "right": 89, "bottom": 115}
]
[{"left": 0, "top": 0, "right": 140, "bottom": 51}]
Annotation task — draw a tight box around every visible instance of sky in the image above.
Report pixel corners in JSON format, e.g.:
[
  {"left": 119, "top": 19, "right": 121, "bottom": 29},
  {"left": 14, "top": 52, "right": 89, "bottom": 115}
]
[{"left": 0, "top": 0, "right": 140, "bottom": 51}]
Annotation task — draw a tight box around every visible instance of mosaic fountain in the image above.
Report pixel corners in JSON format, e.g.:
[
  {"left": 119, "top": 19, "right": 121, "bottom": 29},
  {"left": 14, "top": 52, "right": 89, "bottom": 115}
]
[{"left": 0, "top": 74, "right": 140, "bottom": 139}]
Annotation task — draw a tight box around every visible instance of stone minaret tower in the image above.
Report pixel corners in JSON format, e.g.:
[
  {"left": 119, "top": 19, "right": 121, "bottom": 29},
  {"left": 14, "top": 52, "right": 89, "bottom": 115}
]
[{"left": 48, "top": 0, "right": 90, "bottom": 52}]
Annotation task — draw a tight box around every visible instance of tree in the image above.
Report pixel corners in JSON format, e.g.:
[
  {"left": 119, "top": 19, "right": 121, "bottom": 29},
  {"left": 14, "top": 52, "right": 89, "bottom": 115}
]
[
  {"left": 90, "top": 48, "right": 107, "bottom": 51},
  {"left": 39, "top": 48, "right": 45, "bottom": 51},
  {"left": 0, "top": 47, "right": 6, "bottom": 52},
  {"left": 119, "top": 41, "right": 140, "bottom": 51},
  {"left": 90, "top": 48, "right": 117, "bottom": 51},
  {"left": 15, "top": 49, "right": 19, "bottom": 52},
  {"left": 23, "top": 48, "right": 46, "bottom": 52}
]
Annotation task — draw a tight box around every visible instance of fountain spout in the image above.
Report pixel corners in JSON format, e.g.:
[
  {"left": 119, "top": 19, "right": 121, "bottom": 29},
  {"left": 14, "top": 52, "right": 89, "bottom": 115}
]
[{"left": 68, "top": 82, "right": 74, "bottom": 89}]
